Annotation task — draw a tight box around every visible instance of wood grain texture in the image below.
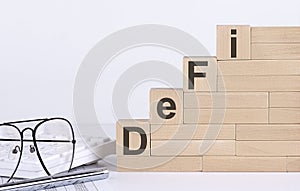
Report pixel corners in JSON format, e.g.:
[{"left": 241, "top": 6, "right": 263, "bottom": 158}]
[
  {"left": 236, "top": 141, "right": 300, "bottom": 156},
  {"left": 287, "top": 157, "right": 300, "bottom": 172},
  {"left": 236, "top": 124, "right": 300, "bottom": 140},
  {"left": 117, "top": 156, "right": 202, "bottom": 172},
  {"left": 252, "top": 27, "right": 300, "bottom": 43},
  {"left": 217, "top": 25, "right": 250, "bottom": 60},
  {"left": 151, "top": 124, "right": 235, "bottom": 140},
  {"left": 184, "top": 109, "right": 268, "bottom": 124},
  {"left": 150, "top": 88, "right": 183, "bottom": 125},
  {"left": 183, "top": 56, "right": 217, "bottom": 92},
  {"left": 218, "top": 60, "right": 300, "bottom": 76},
  {"left": 252, "top": 44, "right": 300, "bottom": 60},
  {"left": 218, "top": 76, "right": 300, "bottom": 91},
  {"left": 269, "top": 108, "right": 300, "bottom": 123},
  {"left": 151, "top": 140, "right": 235, "bottom": 156},
  {"left": 184, "top": 92, "right": 268, "bottom": 108},
  {"left": 270, "top": 92, "right": 300, "bottom": 108},
  {"left": 203, "top": 156, "right": 286, "bottom": 172},
  {"left": 116, "top": 119, "right": 150, "bottom": 156}
]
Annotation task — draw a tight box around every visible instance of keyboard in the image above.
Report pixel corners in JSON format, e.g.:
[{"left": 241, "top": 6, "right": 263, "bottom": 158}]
[{"left": 0, "top": 136, "right": 115, "bottom": 179}]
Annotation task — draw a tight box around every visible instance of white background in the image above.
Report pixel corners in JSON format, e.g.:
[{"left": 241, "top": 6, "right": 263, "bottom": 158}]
[
  {"left": 0, "top": 0, "right": 299, "bottom": 126},
  {"left": 0, "top": 1, "right": 299, "bottom": 190}
]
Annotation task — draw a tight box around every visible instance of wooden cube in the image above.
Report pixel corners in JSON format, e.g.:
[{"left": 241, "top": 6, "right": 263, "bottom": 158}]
[
  {"left": 216, "top": 25, "right": 250, "bottom": 60},
  {"left": 116, "top": 119, "right": 150, "bottom": 156},
  {"left": 151, "top": 140, "right": 235, "bottom": 156},
  {"left": 203, "top": 156, "right": 286, "bottom": 172},
  {"left": 270, "top": 108, "right": 300, "bottom": 123},
  {"left": 184, "top": 108, "right": 268, "bottom": 124},
  {"left": 218, "top": 60, "right": 300, "bottom": 76},
  {"left": 184, "top": 92, "right": 268, "bottom": 109},
  {"left": 117, "top": 156, "right": 202, "bottom": 172},
  {"left": 287, "top": 157, "right": 300, "bottom": 172},
  {"left": 151, "top": 124, "right": 235, "bottom": 140},
  {"left": 183, "top": 56, "right": 217, "bottom": 92},
  {"left": 150, "top": 88, "right": 183, "bottom": 124},
  {"left": 252, "top": 44, "right": 300, "bottom": 60},
  {"left": 270, "top": 92, "right": 300, "bottom": 108},
  {"left": 236, "top": 141, "right": 300, "bottom": 156},
  {"left": 218, "top": 76, "right": 300, "bottom": 92},
  {"left": 236, "top": 124, "right": 300, "bottom": 141},
  {"left": 251, "top": 27, "right": 300, "bottom": 43}
]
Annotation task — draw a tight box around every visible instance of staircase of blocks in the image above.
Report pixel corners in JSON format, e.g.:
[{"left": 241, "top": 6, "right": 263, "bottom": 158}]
[{"left": 116, "top": 25, "right": 300, "bottom": 172}]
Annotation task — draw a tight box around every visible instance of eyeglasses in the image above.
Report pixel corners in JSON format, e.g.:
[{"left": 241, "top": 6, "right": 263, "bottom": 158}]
[{"left": 0, "top": 117, "right": 76, "bottom": 183}]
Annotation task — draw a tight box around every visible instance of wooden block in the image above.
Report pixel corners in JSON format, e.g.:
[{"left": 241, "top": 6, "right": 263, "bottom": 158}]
[
  {"left": 218, "top": 76, "right": 300, "bottom": 91},
  {"left": 236, "top": 124, "right": 300, "bottom": 141},
  {"left": 203, "top": 156, "right": 286, "bottom": 172},
  {"left": 270, "top": 108, "right": 300, "bottom": 123},
  {"left": 287, "top": 157, "right": 300, "bottom": 172},
  {"left": 116, "top": 119, "right": 150, "bottom": 156},
  {"left": 236, "top": 141, "right": 300, "bottom": 156},
  {"left": 252, "top": 27, "right": 300, "bottom": 43},
  {"left": 117, "top": 156, "right": 202, "bottom": 172},
  {"left": 183, "top": 56, "right": 217, "bottom": 92},
  {"left": 151, "top": 124, "right": 235, "bottom": 140},
  {"left": 184, "top": 109, "right": 268, "bottom": 124},
  {"left": 270, "top": 92, "right": 300, "bottom": 108},
  {"left": 184, "top": 92, "right": 268, "bottom": 109},
  {"left": 218, "top": 60, "right": 300, "bottom": 76},
  {"left": 252, "top": 44, "right": 300, "bottom": 60},
  {"left": 150, "top": 88, "right": 183, "bottom": 124},
  {"left": 216, "top": 25, "right": 250, "bottom": 60},
  {"left": 151, "top": 140, "right": 235, "bottom": 156}
]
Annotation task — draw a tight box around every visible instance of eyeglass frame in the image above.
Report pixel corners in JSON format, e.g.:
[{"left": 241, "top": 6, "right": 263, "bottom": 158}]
[{"left": 0, "top": 117, "right": 76, "bottom": 183}]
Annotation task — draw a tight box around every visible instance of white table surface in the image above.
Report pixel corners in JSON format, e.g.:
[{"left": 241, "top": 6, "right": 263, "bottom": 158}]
[
  {"left": 98, "top": 171, "right": 300, "bottom": 191},
  {"left": 95, "top": 158, "right": 300, "bottom": 191}
]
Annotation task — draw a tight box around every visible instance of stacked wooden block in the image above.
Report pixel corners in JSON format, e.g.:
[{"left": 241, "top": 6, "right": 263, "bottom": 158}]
[{"left": 117, "top": 25, "right": 300, "bottom": 172}]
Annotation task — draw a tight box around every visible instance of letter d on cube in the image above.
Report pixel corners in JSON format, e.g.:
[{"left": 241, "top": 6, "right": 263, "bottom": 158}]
[{"left": 116, "top": 119, "right": 150, "bottom": 156}]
